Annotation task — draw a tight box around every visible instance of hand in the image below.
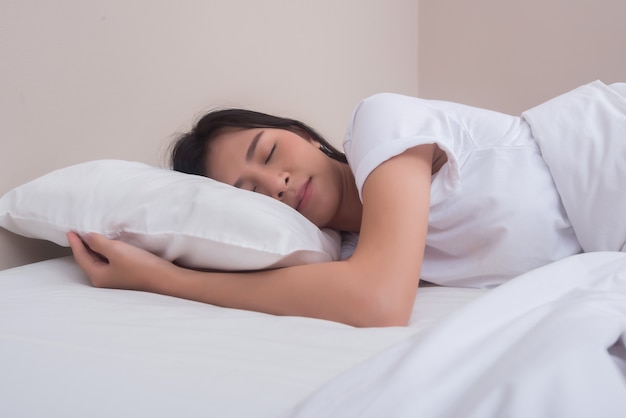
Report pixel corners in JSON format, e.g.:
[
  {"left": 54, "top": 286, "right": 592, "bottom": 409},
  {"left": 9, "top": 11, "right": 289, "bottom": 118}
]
[{"left": 67, "top": 231, "right": 173, "bottom": 291}]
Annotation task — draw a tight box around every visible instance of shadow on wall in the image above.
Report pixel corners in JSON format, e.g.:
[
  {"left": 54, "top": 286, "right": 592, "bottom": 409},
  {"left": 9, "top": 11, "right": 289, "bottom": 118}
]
[{"left": 0, "top": 230, "right": 71, "bottom": 270}]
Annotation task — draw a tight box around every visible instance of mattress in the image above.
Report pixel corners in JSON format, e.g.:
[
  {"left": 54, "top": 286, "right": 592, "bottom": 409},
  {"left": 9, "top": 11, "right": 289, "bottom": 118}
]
[{"left": 0, "top": 256, "right": 485, "bottom": 417}]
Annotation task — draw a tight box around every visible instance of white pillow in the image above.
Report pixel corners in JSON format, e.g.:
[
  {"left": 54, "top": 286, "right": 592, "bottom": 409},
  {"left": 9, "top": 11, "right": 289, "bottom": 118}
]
[{"left": 0, "top": 160, "right": 341, "bottom": 270}]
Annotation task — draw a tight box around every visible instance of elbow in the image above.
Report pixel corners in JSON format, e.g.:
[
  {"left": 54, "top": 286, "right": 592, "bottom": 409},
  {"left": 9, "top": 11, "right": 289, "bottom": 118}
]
[
  {"left": 362, "top": 307, "right": 411, "bottom": 328},
  {"left": 350, "top": 292, "right": 413, "bottom": 328},
  {"left": 358, "top": 316, "right": 409, "bottom": 328}
]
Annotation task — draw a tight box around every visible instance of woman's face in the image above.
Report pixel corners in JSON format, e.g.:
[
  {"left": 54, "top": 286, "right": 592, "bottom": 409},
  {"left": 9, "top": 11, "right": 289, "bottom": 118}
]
[{"left": 204, "top": 128, "right": 345, "bottom": 228}]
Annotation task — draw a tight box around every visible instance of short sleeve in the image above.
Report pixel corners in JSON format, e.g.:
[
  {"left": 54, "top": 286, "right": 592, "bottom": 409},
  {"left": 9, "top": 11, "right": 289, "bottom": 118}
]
[{"left": 343, "top": 93, "right": 463, "bottom": 205}]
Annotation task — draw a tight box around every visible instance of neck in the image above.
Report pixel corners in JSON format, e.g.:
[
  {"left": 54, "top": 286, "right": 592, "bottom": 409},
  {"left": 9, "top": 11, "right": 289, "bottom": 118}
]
[{"left": 326, "top": 163, "right": 362, "bottom": 233}]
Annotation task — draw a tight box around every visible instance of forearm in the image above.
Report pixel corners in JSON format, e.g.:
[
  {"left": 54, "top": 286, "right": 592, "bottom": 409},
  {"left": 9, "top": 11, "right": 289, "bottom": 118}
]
[
  {"left": 147, "top": 259, "right": 404, "bottom": 327},
  {"left": 68, "top": 232, "right": 412, "bottom": 327}
]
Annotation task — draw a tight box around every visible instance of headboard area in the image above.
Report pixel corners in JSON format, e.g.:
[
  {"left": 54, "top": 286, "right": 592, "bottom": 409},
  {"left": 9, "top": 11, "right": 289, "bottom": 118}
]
[{"left": 0, "top": 0, "right": 419, "bottom": 270}]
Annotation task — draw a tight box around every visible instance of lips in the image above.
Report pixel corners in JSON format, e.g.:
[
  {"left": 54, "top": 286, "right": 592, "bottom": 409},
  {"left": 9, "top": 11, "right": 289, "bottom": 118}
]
[{"left": 295, "top": 177, "right": 312, "bottom": 212}]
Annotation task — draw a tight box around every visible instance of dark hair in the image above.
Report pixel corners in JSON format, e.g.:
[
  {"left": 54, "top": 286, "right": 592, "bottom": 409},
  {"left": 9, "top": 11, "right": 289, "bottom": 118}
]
[{"left": 171, "top": 108, "right": 347, "bottom": 176}]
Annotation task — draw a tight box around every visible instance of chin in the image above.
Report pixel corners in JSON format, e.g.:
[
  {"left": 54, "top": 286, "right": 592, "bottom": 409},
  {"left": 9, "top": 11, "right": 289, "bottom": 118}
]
[{"left": 302, "top": 212, "right": 324, "bottom": 229}]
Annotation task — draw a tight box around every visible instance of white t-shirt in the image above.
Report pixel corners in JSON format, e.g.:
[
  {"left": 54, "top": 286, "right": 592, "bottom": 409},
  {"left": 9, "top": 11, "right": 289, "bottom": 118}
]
[{"left": 343, "top": 93, "right": 582, "bottom": 288}]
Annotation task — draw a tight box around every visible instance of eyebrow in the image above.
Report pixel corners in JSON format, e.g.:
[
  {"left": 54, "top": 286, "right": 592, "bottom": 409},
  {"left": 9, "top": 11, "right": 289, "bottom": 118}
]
[
  {"left": 246, "top": 130, "right": 264, "bottom": 162},
  {"left": 234, "top": 130, "right": 264, "bottom": 188}
]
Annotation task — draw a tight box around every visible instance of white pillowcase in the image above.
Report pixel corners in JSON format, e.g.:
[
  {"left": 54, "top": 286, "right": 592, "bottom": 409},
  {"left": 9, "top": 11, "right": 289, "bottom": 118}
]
[{"left": 0, "top": 160, "right": 341, "bottom": 270}]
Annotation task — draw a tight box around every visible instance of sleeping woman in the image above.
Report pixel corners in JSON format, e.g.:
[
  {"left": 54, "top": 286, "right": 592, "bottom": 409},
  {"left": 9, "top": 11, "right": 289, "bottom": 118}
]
[{"left": 67, "top": 80, "right": 626, "bottom": 327}]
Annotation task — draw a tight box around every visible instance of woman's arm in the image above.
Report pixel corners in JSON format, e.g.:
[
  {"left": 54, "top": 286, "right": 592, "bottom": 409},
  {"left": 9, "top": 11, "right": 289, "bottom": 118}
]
[{"left": 69, "top": 144, "right": 434, "bottom": 327}]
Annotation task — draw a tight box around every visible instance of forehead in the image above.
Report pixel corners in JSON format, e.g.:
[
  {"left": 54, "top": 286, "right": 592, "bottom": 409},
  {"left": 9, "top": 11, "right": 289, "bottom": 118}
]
[{"left": 204, "top": 128, "right": 258, "bottom": 183}]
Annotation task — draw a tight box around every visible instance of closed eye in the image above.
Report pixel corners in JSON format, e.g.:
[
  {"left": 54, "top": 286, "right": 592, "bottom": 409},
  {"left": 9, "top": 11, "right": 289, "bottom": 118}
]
[{"left": 264, "top": 144, "right": 276, "bottom": 164}]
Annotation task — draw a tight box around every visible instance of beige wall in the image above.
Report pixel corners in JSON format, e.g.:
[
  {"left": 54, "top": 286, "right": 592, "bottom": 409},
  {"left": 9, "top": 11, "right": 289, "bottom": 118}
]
[
  {"left": 0, "top": 0, "right": 418, "bottom": 269},
  {"left": 418, "top": 0, "right": 626, "bottom": 114}
]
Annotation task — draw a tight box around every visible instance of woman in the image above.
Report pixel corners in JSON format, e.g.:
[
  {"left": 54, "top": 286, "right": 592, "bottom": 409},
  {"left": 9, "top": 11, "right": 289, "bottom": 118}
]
[{"left": 67, "top": 81, "right": 626, "bottom": 327}]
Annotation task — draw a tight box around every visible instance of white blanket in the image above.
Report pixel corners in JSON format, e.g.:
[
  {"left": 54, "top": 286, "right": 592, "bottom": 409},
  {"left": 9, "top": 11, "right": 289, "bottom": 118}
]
[
  {"left": 289, "top": 252, "right": 626, "bottom": 417},
  {"left": 523, "top": 80, "right": 626, "bottom": 252}
]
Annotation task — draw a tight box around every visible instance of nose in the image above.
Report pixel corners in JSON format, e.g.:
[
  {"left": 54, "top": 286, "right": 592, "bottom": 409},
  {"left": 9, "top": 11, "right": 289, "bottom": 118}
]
[
  {"left": 273, "top": 171, "right": 290, "bottom": 200},
  {"left": 256, "top": 170, "right": 290, "bottom": 200}
]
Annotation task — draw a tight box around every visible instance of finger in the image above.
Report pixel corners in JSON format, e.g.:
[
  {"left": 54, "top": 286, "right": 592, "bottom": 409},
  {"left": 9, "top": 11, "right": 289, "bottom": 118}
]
[
  {"left": 81, "top": 232, "right": 114, "bottom": 259},
  {"left": 67, "top": 231, "right": 94, "bottom": 272},
  {"left": 79, "top": 233, "right": 111, "bottom": 264},
  {"left": 67, "top": 231, "right": 89, "bottom": 259},
  {"left": 67, "top": 232, "right": 107, "bottom": 268}
]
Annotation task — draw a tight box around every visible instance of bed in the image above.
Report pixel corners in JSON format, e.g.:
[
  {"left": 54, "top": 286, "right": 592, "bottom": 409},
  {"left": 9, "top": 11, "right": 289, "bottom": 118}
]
[
  {"left": 1, "top": 82, "right": 626, "bottom": 417},
  {"left": 1, "top": 253, "right": 625, "bottom": 417}
]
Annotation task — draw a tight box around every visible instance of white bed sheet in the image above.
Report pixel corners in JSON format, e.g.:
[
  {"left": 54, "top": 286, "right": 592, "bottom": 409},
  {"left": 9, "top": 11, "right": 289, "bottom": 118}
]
[{"left": 0, "top": 256, "right": 485, "bottom": 418}]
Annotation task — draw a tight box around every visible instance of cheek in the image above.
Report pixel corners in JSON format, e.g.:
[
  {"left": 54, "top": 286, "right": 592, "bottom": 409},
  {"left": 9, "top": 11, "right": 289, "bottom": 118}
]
[{"left": 306, "top": 178, "right": 341, "bottom": 228}]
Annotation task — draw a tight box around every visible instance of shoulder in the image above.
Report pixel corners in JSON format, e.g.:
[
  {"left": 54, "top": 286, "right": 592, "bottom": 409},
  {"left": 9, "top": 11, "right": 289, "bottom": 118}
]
[
  {"left": 344, "top": 93, "right": 464, "bottom": 202},
  {"left": 355, "top": 92, "right": 428, "bottom": 107},
  {"left": 347, "top": 93, "right": 451, "bottom": 144},
  {"left": 350, "top": 93, "right": 433, "bottom": 124}
]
